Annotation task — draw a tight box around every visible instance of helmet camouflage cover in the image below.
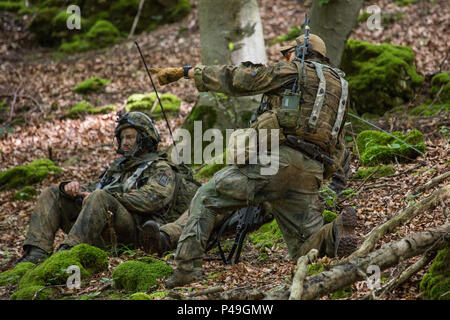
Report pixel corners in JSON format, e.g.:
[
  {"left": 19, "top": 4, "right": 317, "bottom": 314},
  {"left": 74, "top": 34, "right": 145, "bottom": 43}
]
[
  {"left": 279, "top": 33, "right": 327, "bottom": 58},
  {"left": 115, "top": 111, "right": 161, "bottom": 155}
]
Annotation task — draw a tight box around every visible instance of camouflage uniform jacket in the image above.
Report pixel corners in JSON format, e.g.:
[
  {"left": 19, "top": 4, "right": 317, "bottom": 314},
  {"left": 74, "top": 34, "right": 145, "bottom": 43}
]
[
  {"left": 193, "top": 58, "right": 329, "bottom": 110},
  {"left": 60, "top": 151, "right": 176, "bottom": 224}
]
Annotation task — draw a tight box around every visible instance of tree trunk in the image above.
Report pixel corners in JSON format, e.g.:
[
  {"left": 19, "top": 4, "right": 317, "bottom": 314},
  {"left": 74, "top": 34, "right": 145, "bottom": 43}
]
[
  {"left": 182, "top": 0, "right": 267, "bottom": 156},
  {"left": 309, "top": 0, "right": 365, "bottom": 67}
]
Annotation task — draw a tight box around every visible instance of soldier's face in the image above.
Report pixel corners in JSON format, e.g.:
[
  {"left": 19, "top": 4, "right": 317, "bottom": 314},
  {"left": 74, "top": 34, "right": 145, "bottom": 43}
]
[
  {"left": 120, "top": 127, "right": 138, "bottom": 154},
  {"left": 284, "top": 51, "right": 295, "bottom": 62}
]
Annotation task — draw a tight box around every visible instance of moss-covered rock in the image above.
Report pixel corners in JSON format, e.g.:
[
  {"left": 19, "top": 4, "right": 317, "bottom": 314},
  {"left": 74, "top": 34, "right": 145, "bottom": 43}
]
[
  {"left": 13, "top": 186, "right": 38, "bottom": 200},
  {"left": 356, "top": 129, "right": 425, "bottom": 166},
  {"left": 420, "top": 248, "right": 450, "bottom": 300},
  {"left": 125, "top": 92, "right": 181, "bottom": 119},
  {"left": 0, "top": 262, "right": 35, "bottom": 287},
  {"left": 85, "top": 19, "right": 121, "bottom": 47},
  {"left": 341, "top": 40, "right": 423, "bottom": 115},
  {"left": 112, "top": 258, "right": 173, "bottom": 293},
  {"left": 353, "top": 165, "right": 396, "bottom": 180},
  {"left": 24, "top": 0, "right": 190, "bottom": 50},
  {"left": 322, "top": 210, "right": 338, "bottom": 224},
  {"left": 0, "top": 1, "right": 26, "bottom": 13},
  {"left": 10, "top": 244, "right": 108, "bottom": 300},
  {"left": 0, "top": 158, "right": 62, "bottom": 190},
  {"left": 73, "top": 77, "right": 110, "bottom": 94},
  {"left": 66, "top": 101, "right": 116, "bottom": 119}
]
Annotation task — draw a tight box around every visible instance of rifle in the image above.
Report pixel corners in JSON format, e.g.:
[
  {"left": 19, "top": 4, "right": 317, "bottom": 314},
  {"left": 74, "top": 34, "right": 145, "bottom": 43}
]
[{"left": 207, "top": 204, "right": 265, "bottom": 265}]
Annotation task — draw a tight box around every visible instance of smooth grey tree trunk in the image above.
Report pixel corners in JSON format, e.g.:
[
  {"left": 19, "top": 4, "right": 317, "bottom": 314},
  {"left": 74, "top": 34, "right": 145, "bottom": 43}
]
[
  {"left": 183, "top": 0, "right": 267, "bottom": 150},
  {"left": 309, "top": 0, "right": 365, "bottom": 67}
]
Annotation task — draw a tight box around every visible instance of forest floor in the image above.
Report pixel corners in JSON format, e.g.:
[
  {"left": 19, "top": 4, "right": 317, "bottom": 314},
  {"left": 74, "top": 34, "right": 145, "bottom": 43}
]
[{"left": 0, "top": 0, "right": 449, "bottom": 300}]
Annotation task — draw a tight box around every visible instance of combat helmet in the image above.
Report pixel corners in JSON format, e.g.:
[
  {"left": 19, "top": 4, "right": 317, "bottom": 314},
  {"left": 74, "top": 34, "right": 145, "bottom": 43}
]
[
  {"left": 279, "top": 33, "right": 327, "bottom": 58},
  {"left": 114, "top": 111, "right": 161, "bottom": 156}
]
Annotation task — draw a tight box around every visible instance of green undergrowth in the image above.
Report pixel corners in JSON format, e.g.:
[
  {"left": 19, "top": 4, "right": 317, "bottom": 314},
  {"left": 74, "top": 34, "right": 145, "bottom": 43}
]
[
  {"left": 125, "top": 92, "right": 181, "bottom": 120},
  {"left": 353, "top": 165, "right": 396, "bottom": 180},
  {"left": 356, "top": 130, "right": 425, "bottom": 166},
  {"left": 112, "top": 258, "right": 173, "bottom": 293},
  {"left": 420, "top": 248, "right": 450, "bottom": 300},
  {"left": 66, "top": 101, "right": 116, "bottom": 119},
  {"left": 9, "top": 244, "right": 108, "bottom": 300},
  {"left": 73, "top": 77, "right": 110, "bottom": 94},
  {"left": 341, "top": 40, "right": 423, "bottom": 115},
  {"left": 0, "top": 158, "right": 62, "bottom": 190}
]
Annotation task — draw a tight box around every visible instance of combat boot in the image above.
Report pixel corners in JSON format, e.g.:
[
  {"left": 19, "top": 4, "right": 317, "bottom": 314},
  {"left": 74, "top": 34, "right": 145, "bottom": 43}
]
[
  {"left": 165, "top": 269, "right": 202, "bottom": 289},
  {"left": 140, "top": 220, "right": 170, "bottom": 255},
  {"left": 333, "top": 206, "right": 359, "bottom": 257},
  {"left": 16, "top": 245, "right": 48, "bottom": 265}
]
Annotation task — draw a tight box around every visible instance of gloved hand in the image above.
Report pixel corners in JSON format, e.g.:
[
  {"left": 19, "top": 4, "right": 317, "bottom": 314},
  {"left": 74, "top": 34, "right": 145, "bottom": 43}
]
[{"left": 149, "top": 67, "right": 184, "bottom": 85}]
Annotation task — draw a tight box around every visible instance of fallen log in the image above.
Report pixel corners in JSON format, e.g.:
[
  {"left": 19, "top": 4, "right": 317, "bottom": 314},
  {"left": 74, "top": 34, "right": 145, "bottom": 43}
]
[{"left": 270, "top": 222, "right": 449, "bottom": 300}]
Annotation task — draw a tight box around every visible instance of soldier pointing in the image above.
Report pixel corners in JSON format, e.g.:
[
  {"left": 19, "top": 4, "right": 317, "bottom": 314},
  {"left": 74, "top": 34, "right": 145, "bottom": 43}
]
[{"left": 149, "top": 33, "right": 359, "bottom": 288}]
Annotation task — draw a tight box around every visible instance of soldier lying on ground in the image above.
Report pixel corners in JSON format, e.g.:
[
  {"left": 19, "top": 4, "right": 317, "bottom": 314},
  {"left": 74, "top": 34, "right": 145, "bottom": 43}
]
[
  {"left": 149, "top": 34, "right": 359, "bottom": 288},
  {"left": 17, "top": 111, "right": 200, "bottom": 264}
]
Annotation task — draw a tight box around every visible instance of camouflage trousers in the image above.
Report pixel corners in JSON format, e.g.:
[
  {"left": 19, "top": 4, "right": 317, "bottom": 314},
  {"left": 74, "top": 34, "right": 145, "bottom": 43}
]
[
  {"left": 24, "top": 187, "right": 137, "bottom": 253},
  {"left": 173, "top": 144, "right": 337, "bottom": 273}
]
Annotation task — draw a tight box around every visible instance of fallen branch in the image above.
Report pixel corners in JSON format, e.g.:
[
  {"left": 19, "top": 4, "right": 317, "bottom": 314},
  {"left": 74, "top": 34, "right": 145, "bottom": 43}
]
[
  {"left": 345, "top": 185, "right": 450, "bottom": 261},
  {"left": 289, "top": 249, "right": 318, "bottom": 300},
  {"left": 410, "top": 170, "right": 450, "bottom": 197},
  {"left": 272, "top": 222, "right": 449, "bottom": 300},
  {"left": 372, "top": 241, "right": 442, "bottom": 299}
]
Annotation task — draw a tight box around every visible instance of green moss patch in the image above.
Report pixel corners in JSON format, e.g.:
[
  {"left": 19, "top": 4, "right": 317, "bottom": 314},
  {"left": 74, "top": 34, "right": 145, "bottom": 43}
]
[
  {"left": 250, "top": 219, "right": 283, "bottom": 248},
  {"left": 128, "top": 292, "right": 152, "bottom": 300},
  {"left": 330, "top": 286, "right": 353, "bottom": 299},
  {"left": 13, "top": 186, "right": 38, "bottom": 200},
  {"left": 125, "top": 92, "right": 181, "bottom": 119},
  {"left": 10, "top": 244, "right": 108, "bottom": 300},
  {"left": 0, "top": 158, "right": 62, "bottom": 190},
  {"left": 66, "top": 101, "right": 116, "bottom": 119},
  {"left": 353, "top": 165, "right": 396, "bottom": 180},
  {"left": 420, "top": 249, "right": 450, "bottom": 300},
  {"left": 0, "top": 262, "right": 35, "bottom": 287},
  {"left": 356, "top": 130, "right": 425, "bottom": 166},
  {"left": 341, "top": 40, "right": 423, "bottom": 115},
  {"left": 73, "top": 77, "right": 110, "bottom": 94},
  {"left": 322, "top": 210, "right": 338, "bottom": 224},
  {"left": 112, "top": 258, "right": 173, "bottom": 293}
]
